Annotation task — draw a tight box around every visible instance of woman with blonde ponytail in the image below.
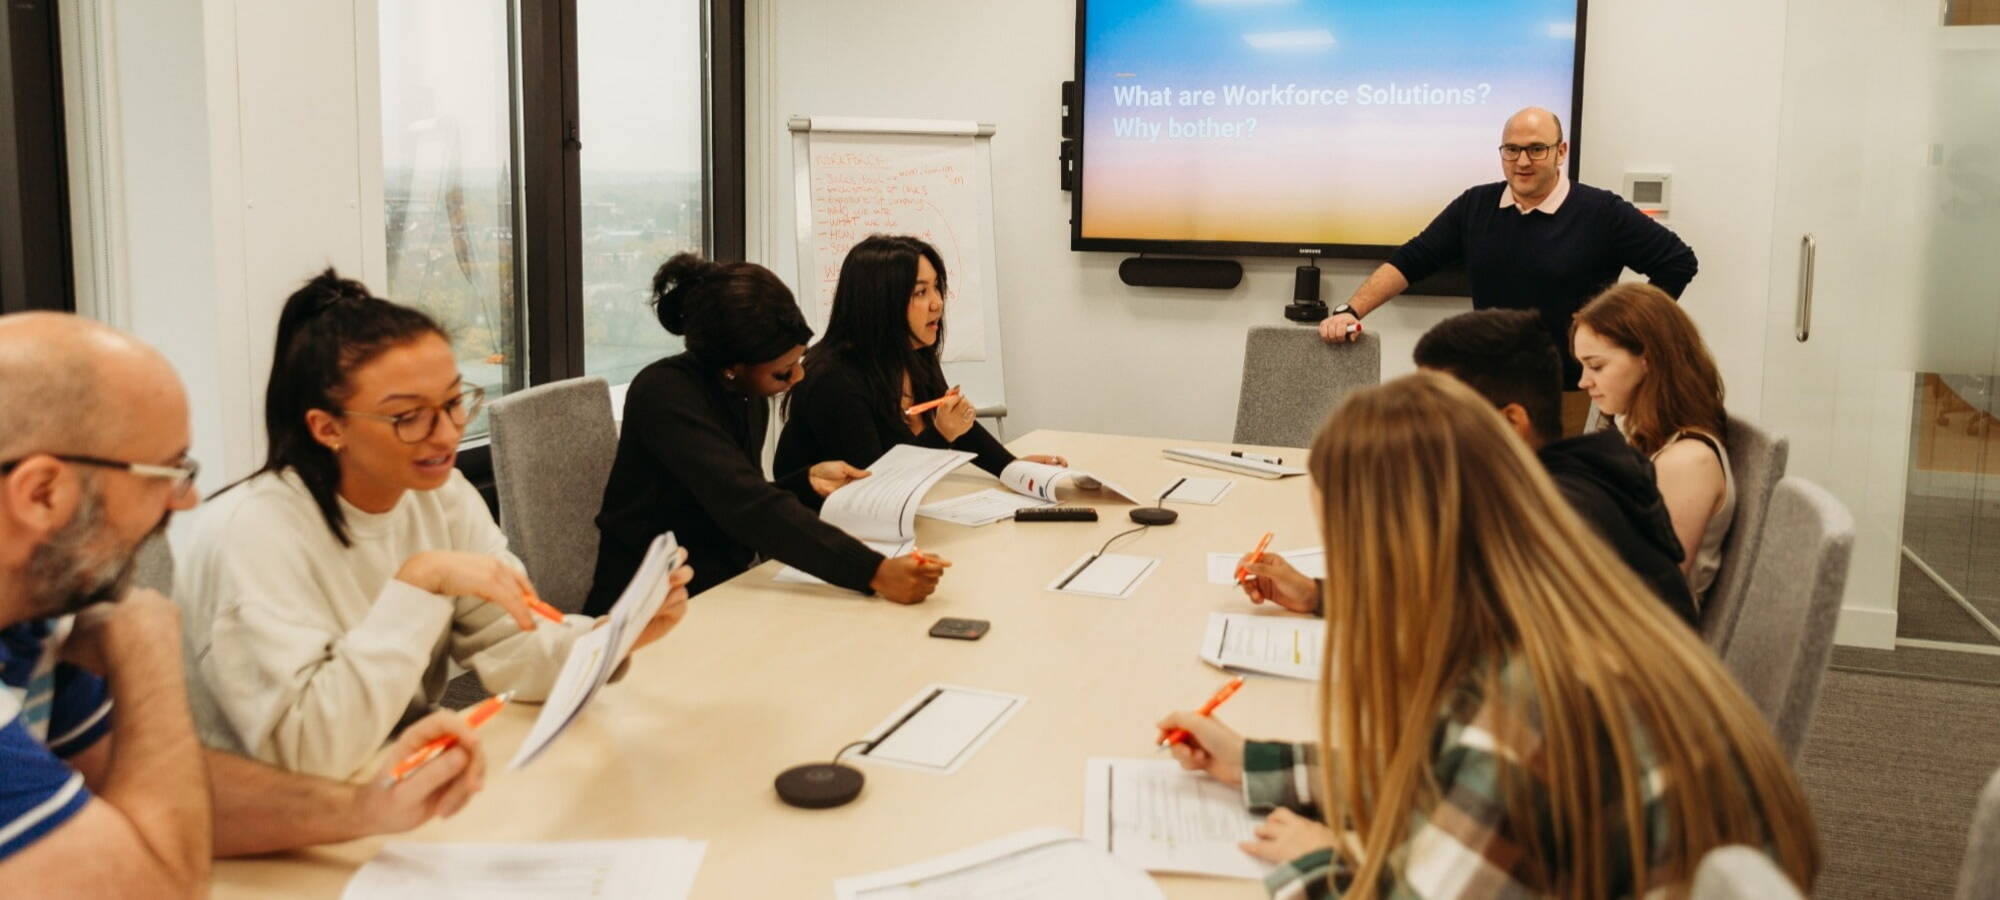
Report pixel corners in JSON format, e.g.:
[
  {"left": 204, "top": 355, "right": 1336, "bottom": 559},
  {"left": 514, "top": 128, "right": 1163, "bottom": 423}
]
[{"left": 1157, "top": 372, "right": 1816, "bottom": 898}]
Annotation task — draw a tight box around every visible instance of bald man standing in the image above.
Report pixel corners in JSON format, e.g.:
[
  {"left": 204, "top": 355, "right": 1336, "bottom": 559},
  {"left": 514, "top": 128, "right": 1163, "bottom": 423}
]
[
  {"left": 1319, "top": 107, "right": 1698, "bottom": 434},
  {"left": 0, "top": 313, "right": 490, "bottom": 895}
]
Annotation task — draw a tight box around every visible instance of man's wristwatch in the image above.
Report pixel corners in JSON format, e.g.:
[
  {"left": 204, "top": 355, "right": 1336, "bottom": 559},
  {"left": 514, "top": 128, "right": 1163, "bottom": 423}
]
[{"left": 1330, "top": 303, "right": 1360, "bottom": 320}]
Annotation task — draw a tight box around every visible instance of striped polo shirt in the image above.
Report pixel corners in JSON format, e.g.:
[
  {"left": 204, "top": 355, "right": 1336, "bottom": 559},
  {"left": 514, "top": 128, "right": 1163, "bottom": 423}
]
[{"left": 0, "top": 617, "right": 114, "bottom": 860}]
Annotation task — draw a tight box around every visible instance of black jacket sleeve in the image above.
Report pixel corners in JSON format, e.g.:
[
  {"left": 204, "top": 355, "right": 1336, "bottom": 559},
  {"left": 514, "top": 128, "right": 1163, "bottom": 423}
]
[
  {"left": 1385, "top": 189, "right": 1474, "bottom": 285},
  {"left": 788, "top": 360, "right": 1017, "bottom": 474},
  {"left": 1608, "top": 194, "right": 1699, "bottom": 298},
  {"left": 948, "top": 421, "right": 1016, "bottom": 477},
  {"left": 789, "top": 363, "right": 896, "bottom": 471},
  {"left": 774, "top": 466, "right": 824, "bottom": 509},
  {"left": 628, "top": 376, "right": 882, "bottom": 593}
]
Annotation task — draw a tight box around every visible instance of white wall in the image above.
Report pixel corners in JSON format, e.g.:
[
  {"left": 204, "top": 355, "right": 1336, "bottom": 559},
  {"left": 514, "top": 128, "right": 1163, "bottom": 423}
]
[
  {"left": 750, "top": 0, "right": 1786, "bottom": 442},
  {"left": 113, "top": 0, "right": 241, "bottom": 494},
  {"left": 112, "top": 0, "right": 383, "bottom": 491},
  {"left": 1577, "top": 1, "right": 1788, "bottom": 429}
]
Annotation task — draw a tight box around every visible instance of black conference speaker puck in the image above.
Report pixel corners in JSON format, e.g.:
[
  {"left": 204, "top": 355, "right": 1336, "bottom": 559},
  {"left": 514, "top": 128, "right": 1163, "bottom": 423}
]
[
  {"left": 775, "top": 763, "right": 864, "bottom": 809},
  {"left": 1128, "top": 506, "right": 1179, "bottom": 526}
]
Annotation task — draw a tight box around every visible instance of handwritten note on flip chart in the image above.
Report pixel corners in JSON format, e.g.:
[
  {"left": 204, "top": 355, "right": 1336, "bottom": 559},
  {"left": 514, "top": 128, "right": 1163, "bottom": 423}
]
[{"left": 808, "top": 132, "right": 988, "bottom": 362}]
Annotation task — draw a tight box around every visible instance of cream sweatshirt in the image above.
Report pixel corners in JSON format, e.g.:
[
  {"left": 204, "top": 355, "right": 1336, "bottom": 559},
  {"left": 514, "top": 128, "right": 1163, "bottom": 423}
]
[{"left": 173, "top": 469, "right": 591, "bottom": 779}]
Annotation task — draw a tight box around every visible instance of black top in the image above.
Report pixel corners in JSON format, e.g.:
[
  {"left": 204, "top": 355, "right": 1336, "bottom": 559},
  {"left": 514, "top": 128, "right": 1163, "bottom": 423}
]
[
  {"left": 775, "top": 350, "right": 1015, "bottom": 478},
  {"left": 585, "top": 353, "right": 884, "bottom": 613},
  {"left": 1386, "top": 181, "right": 1699, "bottom": 384},
  {"left": 1538, "top": 429, "right": 1697, "bottom": 628}
]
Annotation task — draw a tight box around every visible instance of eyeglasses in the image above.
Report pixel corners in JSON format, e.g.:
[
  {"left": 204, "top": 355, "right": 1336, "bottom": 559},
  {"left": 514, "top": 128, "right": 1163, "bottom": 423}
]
[
  {"left": 339, "top": 385, "right": 487, "bottom": 444},
  {"left": 0, "top": 453, "right": 202, "bottom": 498},
  {"left": 1499, "top": 143, "right": 1558, "bottom": 161}
]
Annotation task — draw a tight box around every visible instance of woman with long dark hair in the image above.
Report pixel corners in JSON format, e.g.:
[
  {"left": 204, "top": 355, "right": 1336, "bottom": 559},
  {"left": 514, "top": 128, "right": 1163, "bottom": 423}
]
[
  {"left": 1160, "top": 373, "right": 1816, "bottom": 898},
  {"left": 775, "top": 235, "right": 1066, "bottom": 477},
  {"left": 175, "top": 270, "right": 691, "bottom": 779},
  {"left": 586, "top": 253, "right": 947, "bottom": 612},
  {"left": 1571, "top": 283, "right": 1734, "bottom": 596}
]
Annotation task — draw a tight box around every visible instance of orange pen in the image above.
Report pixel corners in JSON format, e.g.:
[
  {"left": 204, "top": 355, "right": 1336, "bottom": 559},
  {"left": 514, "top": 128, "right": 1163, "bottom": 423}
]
[
  {"left": 1158, "top": 677, "right": 1246, "bottom": 748},
  {"left": 1234, "top": 531, "right": 1275, "bottom": 584},
  {"left": 524, "top": 590, "right": 565, "bottom": 625},
  {"left": 904, "top": 386, "right": 962, "bottom": 417},
  {"left": 912, "top": 546, "right": 928, "bottom": 566},
  {"left": 391, "top": 692, "right": 512, "bottom": 782}
]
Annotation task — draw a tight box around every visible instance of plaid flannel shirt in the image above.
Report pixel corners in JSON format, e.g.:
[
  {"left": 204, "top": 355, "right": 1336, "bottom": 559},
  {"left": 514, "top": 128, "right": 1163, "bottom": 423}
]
[{"left": 1242, "top": 658, "right": 1701, "bottom": 899}]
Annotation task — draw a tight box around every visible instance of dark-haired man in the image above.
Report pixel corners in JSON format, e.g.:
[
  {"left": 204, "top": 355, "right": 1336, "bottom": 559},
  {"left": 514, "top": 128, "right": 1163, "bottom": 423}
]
[
  {"left": 1244, "top": 309, "right": 1696, "bottom": 628},
  {"left": 0, "top": 313, "right": 489, "bottom": 893},
  {"left": 1317, "top": 107, "right": 1698, "bottom": 435}
]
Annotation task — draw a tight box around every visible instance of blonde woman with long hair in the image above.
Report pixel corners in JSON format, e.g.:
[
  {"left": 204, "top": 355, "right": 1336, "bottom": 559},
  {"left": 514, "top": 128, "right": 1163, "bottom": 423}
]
[
  {"left": 1571, "top": 283, "right": 1733, "bottom": 596},
  {"left": 1158, "top": 373, "right": 1816, "bottom": 898}
]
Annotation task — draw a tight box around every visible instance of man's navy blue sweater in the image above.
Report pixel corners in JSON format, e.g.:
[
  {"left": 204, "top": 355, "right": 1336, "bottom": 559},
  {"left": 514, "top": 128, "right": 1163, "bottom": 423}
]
[{"left": 1386, "top": 181, "right": 1698, "bottom": 385}]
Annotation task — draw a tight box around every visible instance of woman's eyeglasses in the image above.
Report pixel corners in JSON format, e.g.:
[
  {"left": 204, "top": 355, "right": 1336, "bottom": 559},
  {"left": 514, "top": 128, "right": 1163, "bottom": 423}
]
[{"left": 339, "top": 385, "right": 488, "bottom": 444}]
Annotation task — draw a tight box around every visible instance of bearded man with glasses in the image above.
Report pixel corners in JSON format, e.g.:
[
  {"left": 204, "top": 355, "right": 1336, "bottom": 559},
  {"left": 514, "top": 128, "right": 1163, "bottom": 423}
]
[
  {"left": 1314, "top": 106, "right": 1699, "bottom": 435},
  {"left": 0, "top": 313, "right": 504, "bottom": 895}
]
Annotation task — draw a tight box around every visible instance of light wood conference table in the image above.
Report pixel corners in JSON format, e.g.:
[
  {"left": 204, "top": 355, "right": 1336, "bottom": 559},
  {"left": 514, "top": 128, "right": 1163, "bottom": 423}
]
[{"left": 213, "top": 430, "right": 1326, "bottom": 898}]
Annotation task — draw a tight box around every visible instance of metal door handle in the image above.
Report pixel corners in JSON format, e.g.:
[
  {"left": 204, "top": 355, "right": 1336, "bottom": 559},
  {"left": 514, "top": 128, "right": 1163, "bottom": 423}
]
[{"left": 1795, "top": 234, "right": 1816, "bottom": 343}]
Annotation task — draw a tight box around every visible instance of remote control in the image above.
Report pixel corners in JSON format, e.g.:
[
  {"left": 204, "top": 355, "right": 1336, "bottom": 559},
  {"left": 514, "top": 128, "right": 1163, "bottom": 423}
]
[{"left": 1013, "top": 506, "right": 1099, "bottom": 522}]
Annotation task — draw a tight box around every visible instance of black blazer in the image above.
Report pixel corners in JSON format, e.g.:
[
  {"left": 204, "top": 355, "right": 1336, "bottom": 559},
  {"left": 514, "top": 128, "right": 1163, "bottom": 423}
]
[
  {"left": 585, "top": 353, "right": 883, "bottom": 613},
  {"left": 775, "top": 351, "right": 1014, "bottom": 477}
]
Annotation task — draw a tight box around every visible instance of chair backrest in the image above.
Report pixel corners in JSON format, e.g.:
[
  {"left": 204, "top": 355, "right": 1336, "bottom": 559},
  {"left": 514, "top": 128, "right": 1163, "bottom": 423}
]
[
  {"left": 487, "top": 376, "right": 619, "bottom": 613},
  {"left": 1233, "top": 326, "right": 1381, "bottom": 448},
  {"left": 1958, "top": 764, "right": 2000, "bottom": 900},
  {"left": 1720, "top": 476, "right": 1853, "bottom": 760},
  {"left": 1702, "top": 414, "right": 1790, "bottom": 653},
  {"left": 131, "top": 533, "right": 174, "bottom": 595},
  {"left": 1691, "top": 846, "right": 1804, "bottom": 900}
]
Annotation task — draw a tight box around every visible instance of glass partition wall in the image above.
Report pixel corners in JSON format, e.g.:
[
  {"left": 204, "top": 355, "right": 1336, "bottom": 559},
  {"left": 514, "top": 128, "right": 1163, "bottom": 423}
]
[{"left": 1762, "top": 0, "right": 2000, "bottom": 664}]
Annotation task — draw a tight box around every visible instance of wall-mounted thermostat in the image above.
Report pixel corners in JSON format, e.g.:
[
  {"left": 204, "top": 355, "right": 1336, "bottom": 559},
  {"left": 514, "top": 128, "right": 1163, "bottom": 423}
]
[{"left": 1623, "top": 172, "right": 1672, "bottom": 218}]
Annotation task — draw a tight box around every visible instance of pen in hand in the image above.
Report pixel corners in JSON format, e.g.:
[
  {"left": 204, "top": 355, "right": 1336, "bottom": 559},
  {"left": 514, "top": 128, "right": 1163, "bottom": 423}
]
[
  {"left": 904, "top": 386, "right": 962, "bottom": 417},
  {"left": 1234, "top": 531, "right": 1274, "bottom": 585},
  {"left": 1157, "top": 677, "right": 1245, "bottom": 748},
  {"left": 524, "top": 590, "right": 566, "bottom": 625},
  {"left": 390, "top": 691, "right": 512, "bottom": 783}
]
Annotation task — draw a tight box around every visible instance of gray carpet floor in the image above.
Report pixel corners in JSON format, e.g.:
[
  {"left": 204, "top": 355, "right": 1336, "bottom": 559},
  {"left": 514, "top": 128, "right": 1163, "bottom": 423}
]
[
  {"left": 1799, "top": 667, "right": 1998, "bottom": 899},
  {"left": 1901, "top": 492, "right": 2000, "bottom": 614},
  {"left": 1900, "top": 490, "right": 2000, "bottom": 650},
  {"left": 1849, "top": 491, "right": 2000, "bottom": 686},
  {"left": 1895, "top": 556, "right": 2000, "bottom": 649}
]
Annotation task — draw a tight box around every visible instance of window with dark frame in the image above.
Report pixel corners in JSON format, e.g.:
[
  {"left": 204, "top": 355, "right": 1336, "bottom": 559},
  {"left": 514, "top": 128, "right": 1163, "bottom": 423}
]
[
  {"left": 0, "top": 0, "right": 77, "bottom": 315},
  {"left": 374, "top": 0, "right": 745, "bottom": 497}
]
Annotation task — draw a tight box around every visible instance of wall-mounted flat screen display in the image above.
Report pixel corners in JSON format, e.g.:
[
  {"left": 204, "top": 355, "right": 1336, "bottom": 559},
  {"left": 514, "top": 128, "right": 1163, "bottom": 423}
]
[{"left": 1072, "top": 0, "right": 1585, "bottom": 258}]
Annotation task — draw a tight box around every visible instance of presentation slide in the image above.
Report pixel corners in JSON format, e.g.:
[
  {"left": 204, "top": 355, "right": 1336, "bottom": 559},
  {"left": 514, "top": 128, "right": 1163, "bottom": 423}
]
[{"left": 1077, "top": 0, "right": 1580, "bottom": 250}]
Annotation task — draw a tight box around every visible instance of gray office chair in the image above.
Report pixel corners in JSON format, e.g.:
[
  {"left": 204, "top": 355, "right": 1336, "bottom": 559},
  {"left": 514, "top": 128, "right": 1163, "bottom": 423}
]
[
  {"left": 1701, "top": 415, "right": 1790, "bottom": 654},
  {"left": 1691, "top": 846, "right": 1804, "bottom": 900},
  {"left": 1959, "top": 765, "right": 2000, "bottom": 899},
  {"left": 1719, "top": 477, "right": 1853, "bottom": 760},
  {"left": 487, "top": 375, "right": 619, "bottom": 613},
  {"left": 1233, "top": 325, "right": 1381, "bottom": 448},
  {"left": 975, "top": 404, "right": 1008, "bottom": 441},
  {"left": 131, "top": 533, "right": 174, "bottom": 595}
]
